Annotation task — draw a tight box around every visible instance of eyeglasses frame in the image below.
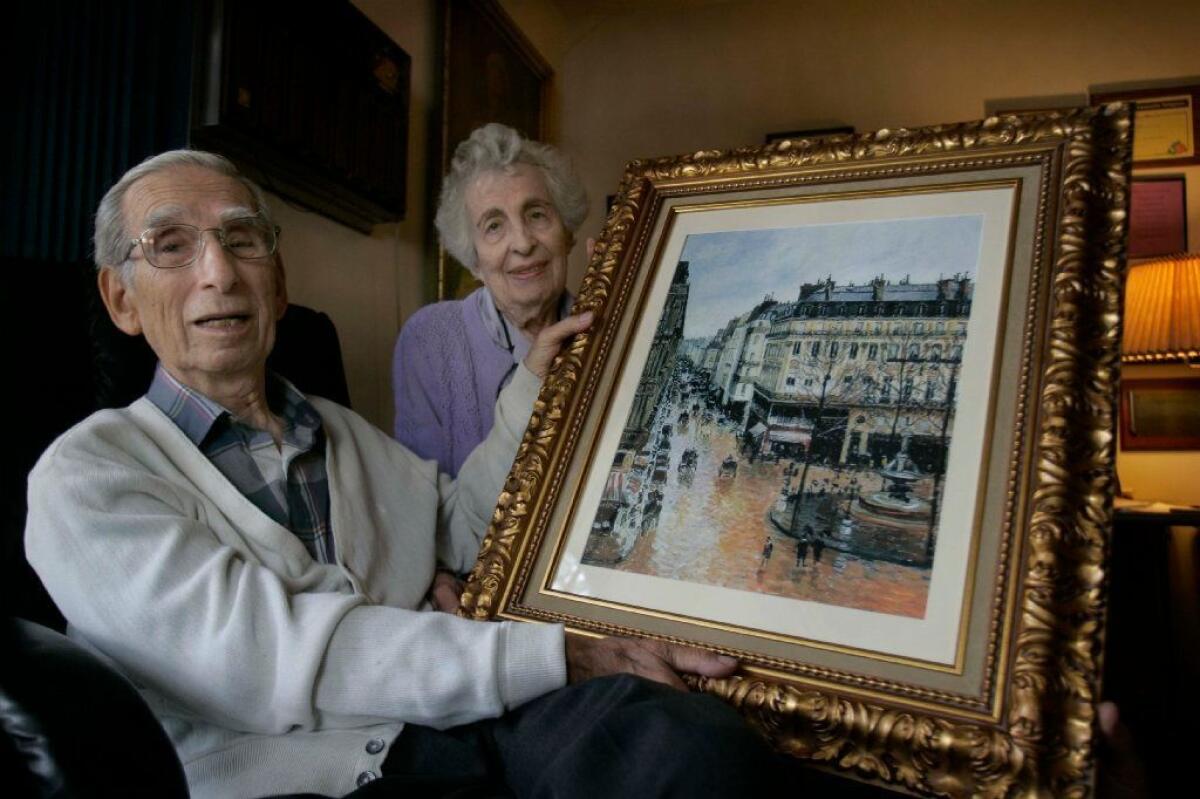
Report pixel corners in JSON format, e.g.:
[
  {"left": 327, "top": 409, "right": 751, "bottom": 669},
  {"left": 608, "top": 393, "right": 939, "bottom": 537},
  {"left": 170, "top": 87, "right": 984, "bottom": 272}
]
[{"left": 125, "top": 214, "right": 282, "bottom": 270}]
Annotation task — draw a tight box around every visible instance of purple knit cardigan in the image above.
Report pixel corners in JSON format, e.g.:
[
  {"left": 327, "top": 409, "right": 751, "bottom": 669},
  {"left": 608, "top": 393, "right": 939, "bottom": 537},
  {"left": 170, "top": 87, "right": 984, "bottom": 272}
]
[{"left": 392, "top": 288, "right": 515, "bottom": 478}]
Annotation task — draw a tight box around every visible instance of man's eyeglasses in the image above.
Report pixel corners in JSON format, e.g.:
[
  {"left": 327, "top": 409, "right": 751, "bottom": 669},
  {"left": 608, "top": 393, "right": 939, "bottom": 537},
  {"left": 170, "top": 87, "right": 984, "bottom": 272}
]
[{"left": 127, "top": 216, "right": 281, "bottom": 269}]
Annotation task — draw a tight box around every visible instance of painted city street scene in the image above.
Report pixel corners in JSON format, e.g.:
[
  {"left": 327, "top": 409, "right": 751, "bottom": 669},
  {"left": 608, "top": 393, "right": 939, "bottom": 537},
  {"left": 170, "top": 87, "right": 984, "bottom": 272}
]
[{"left": 581, "top": 216, "right": 983, "bottom": 619}]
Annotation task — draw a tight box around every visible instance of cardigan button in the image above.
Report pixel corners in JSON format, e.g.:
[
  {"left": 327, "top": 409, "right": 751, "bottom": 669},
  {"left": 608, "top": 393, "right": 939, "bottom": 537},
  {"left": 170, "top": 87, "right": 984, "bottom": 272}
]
[
  {"left": 357, "top": 771, "right": 378, "bottom": 786},
  {"left": 366, "top": 737, "right": 386, "bottom": 755}
]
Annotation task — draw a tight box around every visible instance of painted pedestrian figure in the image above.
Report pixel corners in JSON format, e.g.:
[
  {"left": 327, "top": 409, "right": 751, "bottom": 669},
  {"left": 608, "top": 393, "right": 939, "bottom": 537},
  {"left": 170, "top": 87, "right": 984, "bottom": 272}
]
[
  {"left": 759, "top": 535, "right": 774, "bottom": 569},
  {"left": 798, "top": 523, "right": 816, "bottom": 567},
  {"left": 795, "top": 537, "right": 809, "bottom": 567},
  {"left": 812, "top": 536, "right": 825, "bottom": 564}
]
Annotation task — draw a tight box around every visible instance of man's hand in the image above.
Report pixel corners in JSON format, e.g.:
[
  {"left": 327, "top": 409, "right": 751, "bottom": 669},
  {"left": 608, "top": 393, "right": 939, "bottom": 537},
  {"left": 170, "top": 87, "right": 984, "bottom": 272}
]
[
  {"left": 565, "top": 634, "right": 738, "bottom": 690},
  {"left": 524, "top": 311, "right": 594, "bottom": 379},
  {"left": 428, "top": 570, "right": 465, "bottom": 613}
]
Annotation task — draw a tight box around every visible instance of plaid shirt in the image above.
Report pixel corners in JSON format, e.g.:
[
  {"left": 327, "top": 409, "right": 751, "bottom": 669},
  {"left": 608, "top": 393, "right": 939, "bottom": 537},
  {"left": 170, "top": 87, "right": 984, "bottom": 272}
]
[{"left": 146, "top": 365, "right": 335, "bottom": 563}]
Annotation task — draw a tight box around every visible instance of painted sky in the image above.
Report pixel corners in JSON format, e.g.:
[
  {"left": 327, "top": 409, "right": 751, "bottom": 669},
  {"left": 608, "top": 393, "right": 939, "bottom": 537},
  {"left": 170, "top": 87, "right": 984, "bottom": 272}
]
[{"left": 679, "top": 215, "right": 984, "bottom": 339}]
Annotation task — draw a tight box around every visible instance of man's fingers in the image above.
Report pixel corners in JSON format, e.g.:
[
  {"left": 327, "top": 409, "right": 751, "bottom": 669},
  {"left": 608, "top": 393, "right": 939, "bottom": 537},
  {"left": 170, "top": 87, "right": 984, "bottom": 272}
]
[
  {"left": 647, "top": 639, "right": 738, "bottom": 678},
  {"left": 624, "top": 642, "right": 689, "bottom": 690},
  {"left": 565, "top": 635, "right": 736, "bottom": 690},
  {"left": 430, "top": 585, "right": 459, "bottom": 612},
  {"left": 1097, "top": 701, "right": 1120, "bottom": 738},
  {"left": 428, "top": 571, "right": 465, "bottom": 613}
]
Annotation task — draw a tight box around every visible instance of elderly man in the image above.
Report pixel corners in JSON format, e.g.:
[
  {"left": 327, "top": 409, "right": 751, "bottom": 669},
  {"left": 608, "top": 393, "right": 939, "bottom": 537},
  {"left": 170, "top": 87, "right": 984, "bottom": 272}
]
[{"left": 23, "top": 150, "right": 778, "bottom": 799}]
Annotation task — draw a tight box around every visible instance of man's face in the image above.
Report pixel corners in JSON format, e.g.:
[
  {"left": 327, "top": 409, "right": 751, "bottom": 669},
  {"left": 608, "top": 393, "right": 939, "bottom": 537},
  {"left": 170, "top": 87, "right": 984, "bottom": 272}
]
[{"left": 99, "top": 166, "right": 286, "bottom": 393}]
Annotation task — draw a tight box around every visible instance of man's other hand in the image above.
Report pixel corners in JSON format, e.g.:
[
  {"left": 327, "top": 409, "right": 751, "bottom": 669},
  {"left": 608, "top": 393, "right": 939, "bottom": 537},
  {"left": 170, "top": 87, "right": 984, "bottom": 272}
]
[
  {"left": 1096, "top": 701, "right": 1148, "bottom": 799},
  {"left": 565, "top": 634, "right": 738, "bottom": 690},
  {"left": 428, "top": 570, "right": 465, "bottom": 613}
]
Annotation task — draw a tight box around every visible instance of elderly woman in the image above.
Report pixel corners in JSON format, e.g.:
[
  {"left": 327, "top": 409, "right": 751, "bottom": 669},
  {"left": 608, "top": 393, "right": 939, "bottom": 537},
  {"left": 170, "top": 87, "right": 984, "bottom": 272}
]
[{"left": 392, "top": 123, "right": 588, "bottom": 476}]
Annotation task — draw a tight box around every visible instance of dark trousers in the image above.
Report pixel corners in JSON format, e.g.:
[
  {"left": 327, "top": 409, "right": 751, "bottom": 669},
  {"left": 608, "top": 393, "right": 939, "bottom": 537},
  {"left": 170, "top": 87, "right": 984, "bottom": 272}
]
[{"left": 276, "top": 674, "right": 782, "bottom": 798}]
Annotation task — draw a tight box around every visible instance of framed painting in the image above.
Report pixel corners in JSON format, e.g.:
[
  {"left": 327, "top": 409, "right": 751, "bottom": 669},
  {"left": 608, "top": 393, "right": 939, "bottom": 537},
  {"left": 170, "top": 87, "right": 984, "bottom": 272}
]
[
  {"left": 1128, "top": 175, "right": 1188, "bottom": 259},
  {"left": 462, "top": 106, "right": 1132, "bottom": 797},
  {"left": 1120, "top": 377, "right": 1200, "bottom": 450},
  {"left": 1092, "top": 83, "right": 1198, "bottom": 167},
  {"left": 438, "top": 0, "right": 550, "bottom": 300}
]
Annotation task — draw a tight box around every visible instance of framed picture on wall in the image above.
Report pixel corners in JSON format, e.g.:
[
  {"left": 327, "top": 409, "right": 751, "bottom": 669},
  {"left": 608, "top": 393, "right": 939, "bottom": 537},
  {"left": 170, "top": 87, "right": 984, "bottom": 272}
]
[
  {"left": 438, "top": 0, "right": 551, "bottom": 300},
  {"left": 1120, "top": 377, "right": 1200, "bottom": 450},
  {"left": 462, "top": 106, "right": 1132, "bottom": 797},
  {"left": 1129, "top": 175, "right": 1188, "bottom": 258},
  {"left": 1092, "top": 83, "right": 1199, "bottom": 167}
]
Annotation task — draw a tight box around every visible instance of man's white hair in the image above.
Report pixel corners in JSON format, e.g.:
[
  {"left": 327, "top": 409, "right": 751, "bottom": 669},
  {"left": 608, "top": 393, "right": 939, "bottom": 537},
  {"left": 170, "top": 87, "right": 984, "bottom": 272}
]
[{"left": 93, "top": 149, "right": 275, "bottom": 281}]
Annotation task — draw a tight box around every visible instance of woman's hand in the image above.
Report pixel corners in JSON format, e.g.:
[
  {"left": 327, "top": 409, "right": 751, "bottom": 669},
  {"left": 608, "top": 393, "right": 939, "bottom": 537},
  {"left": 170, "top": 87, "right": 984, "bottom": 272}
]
[{"left": 523, "top": 311, "right": 594, "bottom": 379}]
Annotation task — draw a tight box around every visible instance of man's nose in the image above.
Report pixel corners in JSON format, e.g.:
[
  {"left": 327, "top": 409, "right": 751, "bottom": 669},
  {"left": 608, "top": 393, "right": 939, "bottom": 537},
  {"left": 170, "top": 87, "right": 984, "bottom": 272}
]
[{"left": 194, "top": 230, "right": 239, "bottom": 290}]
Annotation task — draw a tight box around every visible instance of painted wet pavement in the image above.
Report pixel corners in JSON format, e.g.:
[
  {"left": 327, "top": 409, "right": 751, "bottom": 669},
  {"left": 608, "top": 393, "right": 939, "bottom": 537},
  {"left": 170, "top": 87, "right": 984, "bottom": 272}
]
[{"left": 609, "top": 410, "right": 933, "bottom": 618}]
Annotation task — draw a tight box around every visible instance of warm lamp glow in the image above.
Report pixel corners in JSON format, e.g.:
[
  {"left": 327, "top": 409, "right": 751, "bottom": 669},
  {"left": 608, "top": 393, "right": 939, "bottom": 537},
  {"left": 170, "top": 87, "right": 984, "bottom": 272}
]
[{"left": 1122, "top": 252, "right": 1200, "bottom": 364}]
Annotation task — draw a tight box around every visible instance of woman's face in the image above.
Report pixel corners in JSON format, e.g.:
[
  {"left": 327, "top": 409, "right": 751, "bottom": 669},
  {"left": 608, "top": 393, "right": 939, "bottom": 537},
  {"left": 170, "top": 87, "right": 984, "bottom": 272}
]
[{"left": 465, "top": 163, "right": 570, "bottom": 324}]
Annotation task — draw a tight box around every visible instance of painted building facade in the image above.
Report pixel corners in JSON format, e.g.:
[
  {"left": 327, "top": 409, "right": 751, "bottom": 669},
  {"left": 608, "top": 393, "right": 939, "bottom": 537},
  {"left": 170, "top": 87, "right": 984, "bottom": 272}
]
[
  {"left": 728, "top": 275, "right": 973, "bottom": 469},
  {"left": 620, "top": 259, "right": 691, "bottom": 450}
]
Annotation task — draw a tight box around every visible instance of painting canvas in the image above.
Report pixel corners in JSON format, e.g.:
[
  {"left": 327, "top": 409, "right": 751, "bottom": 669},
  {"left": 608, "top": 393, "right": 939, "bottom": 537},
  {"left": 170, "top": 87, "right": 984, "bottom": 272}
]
[
  {"left": 547, "top": 186, "right": 1015, "bottom": 667},
  {"left": 462, "top": 106, "right": 1131, "bottom": 798},
  {"left": 577, "top": 217, "right": 981, "bottom": 620}
]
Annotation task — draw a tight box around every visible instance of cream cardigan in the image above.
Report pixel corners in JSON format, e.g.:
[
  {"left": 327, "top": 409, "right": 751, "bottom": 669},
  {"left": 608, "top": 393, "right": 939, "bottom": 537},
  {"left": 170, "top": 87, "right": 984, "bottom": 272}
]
[{"left": 25, "top": 366, "right": 565, "bottom": 799}]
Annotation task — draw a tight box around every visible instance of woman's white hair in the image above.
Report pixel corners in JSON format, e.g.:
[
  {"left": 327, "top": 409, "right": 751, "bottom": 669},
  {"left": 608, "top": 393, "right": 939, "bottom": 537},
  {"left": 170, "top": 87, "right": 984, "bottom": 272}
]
[
  {"left": 435, "top": 123, "right": 588, "bottom": 275},
  {"left": 93, "top": 149, "right": 275, "bottom": 281}
]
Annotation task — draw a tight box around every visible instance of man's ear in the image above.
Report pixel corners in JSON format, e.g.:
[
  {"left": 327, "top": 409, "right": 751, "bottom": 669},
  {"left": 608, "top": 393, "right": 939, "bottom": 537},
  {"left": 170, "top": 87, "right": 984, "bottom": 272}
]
[{"left": 97, "top": 266, "right": 143, "bottom": 336}]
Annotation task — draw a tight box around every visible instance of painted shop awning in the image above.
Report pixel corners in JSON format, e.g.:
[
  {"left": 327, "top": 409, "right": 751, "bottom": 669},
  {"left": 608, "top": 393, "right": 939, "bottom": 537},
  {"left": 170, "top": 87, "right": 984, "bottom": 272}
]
[{"left": 769, "top": 428, "right": 812, "bottom": 444}]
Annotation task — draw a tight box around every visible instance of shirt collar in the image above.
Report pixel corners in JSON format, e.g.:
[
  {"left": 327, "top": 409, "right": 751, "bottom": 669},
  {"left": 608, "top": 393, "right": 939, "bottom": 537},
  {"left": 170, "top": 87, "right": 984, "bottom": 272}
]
[
  {"left": 145, "top": 364, "right": 322, "bottom": 449},
  {"left": 145, "top": 365, "right": 228, "bottom": 447}
]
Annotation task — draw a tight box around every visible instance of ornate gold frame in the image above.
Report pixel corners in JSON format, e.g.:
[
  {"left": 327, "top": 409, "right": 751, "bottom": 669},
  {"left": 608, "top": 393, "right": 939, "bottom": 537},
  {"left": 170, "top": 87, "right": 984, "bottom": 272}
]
[{"left": 461, "top": 106, "right": 1131, "bottom": 797}]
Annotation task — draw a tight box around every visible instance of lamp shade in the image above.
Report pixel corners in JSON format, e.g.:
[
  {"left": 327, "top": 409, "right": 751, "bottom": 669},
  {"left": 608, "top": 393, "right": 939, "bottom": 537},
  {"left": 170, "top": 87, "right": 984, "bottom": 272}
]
[{"left": 1122, "top": 252, "right": 1200, "bottom": 363}]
